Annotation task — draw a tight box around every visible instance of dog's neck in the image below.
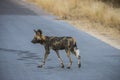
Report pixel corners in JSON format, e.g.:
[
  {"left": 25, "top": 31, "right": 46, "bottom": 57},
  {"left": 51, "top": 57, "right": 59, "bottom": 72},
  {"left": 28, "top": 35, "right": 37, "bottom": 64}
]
[
  {"left": 39, "top": 35, "right": 46, "bottom": 45},
  {"left": 41, "top": 35, "right": 46, "bottom": 41}
]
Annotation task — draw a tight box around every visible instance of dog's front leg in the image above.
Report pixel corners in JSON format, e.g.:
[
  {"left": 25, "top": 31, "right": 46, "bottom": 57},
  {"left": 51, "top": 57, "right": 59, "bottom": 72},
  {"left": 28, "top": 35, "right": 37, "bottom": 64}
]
[
  {"left": 55, "top": 50, "right": 64, "bottom": 68},
  {"left": 38, "top": 47, "right": 50, "bottom": 68}
]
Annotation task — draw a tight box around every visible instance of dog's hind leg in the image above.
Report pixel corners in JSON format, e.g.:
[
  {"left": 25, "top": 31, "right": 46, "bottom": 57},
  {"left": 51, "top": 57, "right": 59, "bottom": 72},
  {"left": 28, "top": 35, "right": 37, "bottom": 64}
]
[
  {"left": 65, "top": 49, "right": 72, "bottom": 69},
  {"left": 71, "top": 48, "right": 81, "bottom": 68},
  {"left": 55, "top": 50, "right": 64, "bottom": 68},
  {"left": 75, "top": 49, "right": 81, "bottom": 68}
]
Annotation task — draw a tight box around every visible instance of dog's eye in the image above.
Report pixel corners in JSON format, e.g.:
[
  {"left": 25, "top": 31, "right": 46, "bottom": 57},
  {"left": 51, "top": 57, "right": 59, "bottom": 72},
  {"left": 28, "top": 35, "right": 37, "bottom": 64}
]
[
  {"left": 35, "top": 37, "right": 41, "bottom": 40},
  {"left": 36, "top": 37, "right": 41, "bottom": 40}
]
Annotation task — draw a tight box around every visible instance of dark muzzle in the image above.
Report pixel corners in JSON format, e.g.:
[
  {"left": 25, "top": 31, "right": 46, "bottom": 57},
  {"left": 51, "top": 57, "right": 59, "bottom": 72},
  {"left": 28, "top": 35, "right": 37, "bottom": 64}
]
[
  {"left": 31, "top": 39, "right": 37, "bottom": 44},
  {"left": 31, "top": 38, "right": 42, "bottom": 44}
]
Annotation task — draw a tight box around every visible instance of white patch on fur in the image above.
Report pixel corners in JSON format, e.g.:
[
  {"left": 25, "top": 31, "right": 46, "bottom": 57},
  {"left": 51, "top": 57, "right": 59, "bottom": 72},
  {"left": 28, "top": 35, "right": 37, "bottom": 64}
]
[
  {"left": 76, "top": 49, "right": 80, "bottom": 64},
  {"left": 76, "top": 49, "right": 80, "bottom": 58}
]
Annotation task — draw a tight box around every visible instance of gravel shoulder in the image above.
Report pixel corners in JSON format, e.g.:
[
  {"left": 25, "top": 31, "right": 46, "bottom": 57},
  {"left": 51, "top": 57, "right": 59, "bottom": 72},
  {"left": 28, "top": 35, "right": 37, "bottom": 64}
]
[{"left": 67, "top": 19, "right": 120, "bottom": 49}]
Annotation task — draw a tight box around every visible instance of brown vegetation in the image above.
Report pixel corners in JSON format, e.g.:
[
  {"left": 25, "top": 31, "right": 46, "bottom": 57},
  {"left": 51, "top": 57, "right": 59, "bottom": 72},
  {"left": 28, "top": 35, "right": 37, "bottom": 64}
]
[
  {"left": 27, "top": 0, "right": 120, "bottom": 49},
  {"left": 27, "top": 0, "right": 120, "bottom": 30}
]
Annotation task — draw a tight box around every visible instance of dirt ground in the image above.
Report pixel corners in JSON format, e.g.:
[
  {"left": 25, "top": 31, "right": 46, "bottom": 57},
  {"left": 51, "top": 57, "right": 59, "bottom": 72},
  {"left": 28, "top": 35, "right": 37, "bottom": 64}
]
[{"left": 67, "top": 19, "right": 120, "bottom": 50}]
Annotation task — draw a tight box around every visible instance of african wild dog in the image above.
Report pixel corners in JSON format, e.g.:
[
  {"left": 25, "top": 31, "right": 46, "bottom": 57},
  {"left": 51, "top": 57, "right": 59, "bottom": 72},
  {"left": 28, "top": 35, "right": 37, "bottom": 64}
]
[{"left": 31, "top": 29, "right": 81, "bottom": 69}]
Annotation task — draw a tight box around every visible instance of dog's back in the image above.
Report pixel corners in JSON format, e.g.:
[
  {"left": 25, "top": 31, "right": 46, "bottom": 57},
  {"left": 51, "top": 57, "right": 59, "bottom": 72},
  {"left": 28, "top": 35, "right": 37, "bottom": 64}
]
[{"left": 45, "top": 36, "right": 77, "bottom": 50}]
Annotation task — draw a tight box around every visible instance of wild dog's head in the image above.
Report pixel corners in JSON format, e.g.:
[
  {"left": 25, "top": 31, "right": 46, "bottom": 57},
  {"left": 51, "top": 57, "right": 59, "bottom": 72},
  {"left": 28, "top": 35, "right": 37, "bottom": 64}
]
[{"left": 31, "top": 29, "right": 45, "bottom": 44}]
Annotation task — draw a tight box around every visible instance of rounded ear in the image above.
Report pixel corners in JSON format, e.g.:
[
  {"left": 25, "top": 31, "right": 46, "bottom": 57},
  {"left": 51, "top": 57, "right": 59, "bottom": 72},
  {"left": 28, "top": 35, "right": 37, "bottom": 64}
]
[{"left": 37, "top": 29, "right": 42, "bottom": 34}]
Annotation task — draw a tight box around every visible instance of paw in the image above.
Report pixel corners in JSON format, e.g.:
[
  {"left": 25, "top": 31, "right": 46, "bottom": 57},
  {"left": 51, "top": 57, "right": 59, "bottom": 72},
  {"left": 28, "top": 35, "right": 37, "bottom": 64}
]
[
  {"left": 78, "top": 63, "right": 81, "bottom": 68},
  {"left": 61, "top": 65, "right": 64, "bottom": 68},
  {"left": 67, "top": 66, "right": 71, "bottom": 69},
  {"left": 37, "top": 65, "right": 43, "bottom": 68}
]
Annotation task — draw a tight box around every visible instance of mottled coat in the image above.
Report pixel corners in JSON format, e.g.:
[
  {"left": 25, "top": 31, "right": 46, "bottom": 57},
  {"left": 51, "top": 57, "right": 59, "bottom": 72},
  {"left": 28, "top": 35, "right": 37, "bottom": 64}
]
[{"left": 31, "top": 29, "right": 81, "bottom": 69}]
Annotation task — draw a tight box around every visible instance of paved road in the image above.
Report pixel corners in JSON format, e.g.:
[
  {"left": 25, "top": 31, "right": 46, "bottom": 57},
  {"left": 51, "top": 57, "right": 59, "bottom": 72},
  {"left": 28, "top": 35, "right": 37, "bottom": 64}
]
[{"left": 0, "top": 0, "right": 120, "bottom": 80}]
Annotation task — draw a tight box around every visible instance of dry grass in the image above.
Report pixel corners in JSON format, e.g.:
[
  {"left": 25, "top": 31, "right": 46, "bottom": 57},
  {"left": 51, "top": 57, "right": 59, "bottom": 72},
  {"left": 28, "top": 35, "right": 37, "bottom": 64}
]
[
  {"left": 27, "top": 0, "right": 74, "bottom": 18},
  {"left": 27, "top": 0, "right": 120, "bottom": 49},
  {"left": 27, "top": 0, "right": 120, "bottom": 30}
]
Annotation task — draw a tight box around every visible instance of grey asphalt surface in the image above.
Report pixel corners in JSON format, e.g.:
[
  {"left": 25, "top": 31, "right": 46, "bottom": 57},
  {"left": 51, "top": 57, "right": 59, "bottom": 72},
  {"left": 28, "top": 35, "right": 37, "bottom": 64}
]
[{"left": 0, "top": 0, "right": 120, "bottom": 80}]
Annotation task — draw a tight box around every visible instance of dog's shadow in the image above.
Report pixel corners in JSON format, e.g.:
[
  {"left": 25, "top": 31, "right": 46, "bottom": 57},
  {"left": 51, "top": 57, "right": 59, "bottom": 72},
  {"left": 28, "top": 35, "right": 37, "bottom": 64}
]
[
  {"left": 0, "top": 48, "right": 51, "bottom": 65},
  {"left": 0, "top": 48, "right": 80, "bottom": 71}
]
